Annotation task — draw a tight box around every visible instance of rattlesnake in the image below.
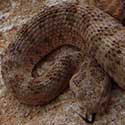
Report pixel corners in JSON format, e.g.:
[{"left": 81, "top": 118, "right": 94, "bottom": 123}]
[{"left": 1, "top": 0, "right": 125, "bottom": 123}]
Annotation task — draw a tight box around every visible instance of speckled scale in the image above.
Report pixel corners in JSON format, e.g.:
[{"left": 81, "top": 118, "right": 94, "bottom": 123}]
[
  {"left": 88, "top": 0, "right": 125, "bottom": 21},
  {"left": 1, "top": 1, "right": 125, "bottom": 116},
  {"left": 70, "top": 56, "right": 112, "bottom": 116}
]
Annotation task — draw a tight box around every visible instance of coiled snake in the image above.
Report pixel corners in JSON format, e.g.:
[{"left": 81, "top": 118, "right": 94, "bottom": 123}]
[{"left": 1, "top": 0, "right": 125, "bottom": 123}]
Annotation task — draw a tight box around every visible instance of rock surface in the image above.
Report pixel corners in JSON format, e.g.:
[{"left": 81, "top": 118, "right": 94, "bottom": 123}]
[{"left": 0, "top": 0, "right": 125, "bottom": 125}]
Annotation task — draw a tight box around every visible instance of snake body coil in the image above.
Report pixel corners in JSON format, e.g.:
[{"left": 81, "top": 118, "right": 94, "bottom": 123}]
[{"left": 1, "top": 2, "right": 125, "bottom": 119}]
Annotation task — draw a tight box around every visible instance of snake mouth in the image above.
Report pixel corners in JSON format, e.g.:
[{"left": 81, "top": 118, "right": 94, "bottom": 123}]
[{"left": 75, "top": 111, "right": 96, "bottom": 124}]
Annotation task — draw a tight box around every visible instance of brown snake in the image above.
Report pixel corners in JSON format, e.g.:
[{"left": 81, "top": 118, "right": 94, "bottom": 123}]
[
  {"left": 92, "top": 0, "right": 125, "bottom": 24},
  {"left": 1, "top": 0, "right": 125, "bottom": 123}
]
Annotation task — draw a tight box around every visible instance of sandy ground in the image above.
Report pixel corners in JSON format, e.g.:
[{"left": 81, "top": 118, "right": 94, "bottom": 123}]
[{"left": 0, "top": 0, "right": 125, "bottom": 125}]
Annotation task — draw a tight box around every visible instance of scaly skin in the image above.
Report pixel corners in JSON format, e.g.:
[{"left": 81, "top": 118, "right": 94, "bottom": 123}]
[
  {"left": 1, "top": 1, "right": 125, "bottom": 122},
  {"left": 70, "top": 55, "right": 112, "bottom": 123},
  {"left": 83, "top": 0, "right": 125, "bottom": 24}
]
